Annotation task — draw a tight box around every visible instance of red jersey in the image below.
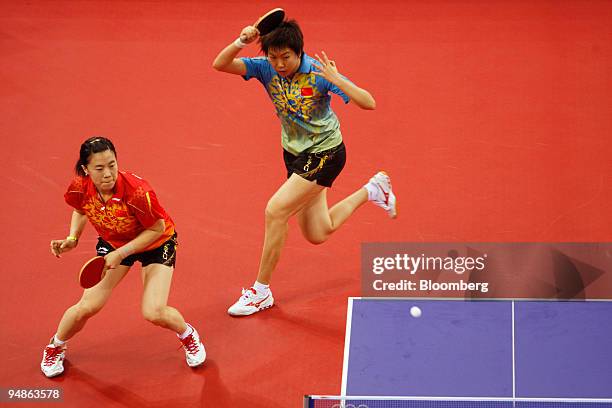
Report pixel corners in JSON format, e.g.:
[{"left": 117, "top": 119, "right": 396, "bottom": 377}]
[{"left": 64, "top": 171, "right": 175, "bottom": 251}]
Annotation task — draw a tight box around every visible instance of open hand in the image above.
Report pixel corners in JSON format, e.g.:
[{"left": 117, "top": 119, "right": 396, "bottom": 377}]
[{"left": 313, "top": 51, "right": 342, "bottom": 84}]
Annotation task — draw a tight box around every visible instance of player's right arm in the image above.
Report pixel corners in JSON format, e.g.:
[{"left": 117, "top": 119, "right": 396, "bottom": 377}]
[
  {"left": 50, "top": 210, "right": 87, "bottom": 258},
  {"left": 212, "top": 26, "right": 259, "bottom": 75}
]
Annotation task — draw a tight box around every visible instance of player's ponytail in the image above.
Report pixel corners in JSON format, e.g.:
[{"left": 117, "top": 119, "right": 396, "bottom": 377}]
[{"left": 75, "top": 137, "right": 117, "bottom": 176}]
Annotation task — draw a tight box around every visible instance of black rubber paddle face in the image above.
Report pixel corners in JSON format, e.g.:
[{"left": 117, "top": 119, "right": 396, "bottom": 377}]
[{"left": 256, "top": 9, "right": 285, "bottom": 35}]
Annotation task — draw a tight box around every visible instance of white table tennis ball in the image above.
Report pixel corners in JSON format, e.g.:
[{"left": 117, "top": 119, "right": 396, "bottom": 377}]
[{"left": 410, "top": 306, "right": 422, "bottom": 318}]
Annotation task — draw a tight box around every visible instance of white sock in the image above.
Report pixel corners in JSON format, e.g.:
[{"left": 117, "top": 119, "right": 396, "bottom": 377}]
[
  {"left": 253, "top": 281, "right": 269, "bottom": 295},
  {"left": 178, "top": 324, "right": 194, "bottom": 340},
  {"left": 53, "top": 335, "right": 66, "bottom": 347},
  {"left": 363, "top": 182, "right": 378, "bottom": 201}
]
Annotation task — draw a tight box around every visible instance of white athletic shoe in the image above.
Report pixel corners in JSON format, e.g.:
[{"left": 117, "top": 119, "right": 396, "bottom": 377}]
[
  {"left": 179, "top": 324, "right": 206, "bottom": 368},
  {"left": 227, "top": 287, "right": 274, "bottom": 316},
  {"left": 41, "top": 341, "right": 66, "bottom": 378},
  {"left": 366, "top": 171, "right": 397, "bottom": 219}
]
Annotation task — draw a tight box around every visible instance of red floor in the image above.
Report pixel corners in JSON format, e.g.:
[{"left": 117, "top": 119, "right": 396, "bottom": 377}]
[{"left": 1, "top": 1, "right": 611, "bottom": 407}]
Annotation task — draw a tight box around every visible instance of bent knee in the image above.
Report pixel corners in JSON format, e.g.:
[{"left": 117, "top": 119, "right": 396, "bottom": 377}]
[
  {"left": 142, "top": 306, "right": 165, "bottom": 325},
  {"left": 304, "top": 233, "right": 329, "bottom": 245},
  {"left": 75, "top": 302, "right": 103, "bottom": 320},
  {"left": 265, "top": 201, "right": 291, "bottom": 222}
]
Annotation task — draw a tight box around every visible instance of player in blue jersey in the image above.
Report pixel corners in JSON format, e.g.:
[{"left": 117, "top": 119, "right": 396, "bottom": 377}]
[{"left": 213, "top": 19, "right": 397, "bottom": 316}]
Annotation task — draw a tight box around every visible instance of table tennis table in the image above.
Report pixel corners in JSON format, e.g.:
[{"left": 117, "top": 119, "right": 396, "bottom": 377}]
[{"left": 306, "top": 298, "right": 612, "bottom": 407}]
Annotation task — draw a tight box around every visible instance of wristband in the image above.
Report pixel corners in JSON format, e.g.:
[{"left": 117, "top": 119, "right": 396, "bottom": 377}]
[
  {"left": 66, "top": 236, "right": 78, "bottom": 242},
  {"left": 234, "top": 37, "right": 247, "bottom": 49}
]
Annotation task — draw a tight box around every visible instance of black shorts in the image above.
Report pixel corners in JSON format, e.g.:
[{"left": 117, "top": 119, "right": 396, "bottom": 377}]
[
  {"left": 283, "top": 142, "right": 346, "bottom": 188},
  {"left": 96, "top": 233, "right": 178, "bottom": 268}
]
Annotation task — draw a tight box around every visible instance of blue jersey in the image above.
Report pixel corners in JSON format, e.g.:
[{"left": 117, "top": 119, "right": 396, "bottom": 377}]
[{"left": 242, "top": 53, "right": 350, "bottom": 155}]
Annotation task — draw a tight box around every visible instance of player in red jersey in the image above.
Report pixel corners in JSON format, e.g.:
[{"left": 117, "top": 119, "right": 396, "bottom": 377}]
[{"left": 41, "top": 137, "right": 205, "bottom": 378}]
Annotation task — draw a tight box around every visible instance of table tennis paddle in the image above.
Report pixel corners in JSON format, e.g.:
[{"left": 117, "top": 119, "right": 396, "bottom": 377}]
[
  {"left": 255, "top": 8, "right": 285, "bottom": 36},
  {"left": 78, "top": 256, "right": 106, "bottom": 288}
]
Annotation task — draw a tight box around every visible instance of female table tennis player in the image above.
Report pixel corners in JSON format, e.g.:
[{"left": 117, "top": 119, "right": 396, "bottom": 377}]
[
  {"left": 41, "top": 137, "right": 205, "bottom": 377},
  {"left": 213, "top": 19, "right": 397, "bottom": 316}
]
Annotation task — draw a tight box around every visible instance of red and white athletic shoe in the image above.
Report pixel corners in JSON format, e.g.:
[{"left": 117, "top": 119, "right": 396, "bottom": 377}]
[
  {"left": 179, "top": 324, "right": 206, "bottom": 368},
  {"left": 227, "top": 287, "right": 274, "bottom": 316},
  {"left": 366, "top": 171, "right": 397, "bottom": 219},
  {"left": 41, "top": 341, "right": 66, "bottom": 378}
]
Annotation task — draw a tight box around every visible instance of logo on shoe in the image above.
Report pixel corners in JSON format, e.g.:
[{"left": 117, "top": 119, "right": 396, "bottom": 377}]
[
  {"left": 376, "top": 183, "right": 390, "bottom": 205},
  {"left": 246, "top": 295, "right": 270, "bottom": 308}
]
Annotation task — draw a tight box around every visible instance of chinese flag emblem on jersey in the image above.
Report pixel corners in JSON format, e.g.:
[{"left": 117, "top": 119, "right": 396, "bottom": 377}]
[{"left": 301, "top": 87, "right": 314, "bottom": 96}]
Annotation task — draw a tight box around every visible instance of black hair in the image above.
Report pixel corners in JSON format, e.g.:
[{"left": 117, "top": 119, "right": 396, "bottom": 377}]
[
  {"left": 75, "top": 136, "right": 117, "bottom": 176},
  {"left": 260, "top": 19, "right": 304, "bottom": 57}
]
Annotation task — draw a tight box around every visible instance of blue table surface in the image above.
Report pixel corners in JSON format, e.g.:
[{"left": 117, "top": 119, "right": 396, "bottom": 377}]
[{"left": 345, "top": 299, "right": 612, "bottom": 398}]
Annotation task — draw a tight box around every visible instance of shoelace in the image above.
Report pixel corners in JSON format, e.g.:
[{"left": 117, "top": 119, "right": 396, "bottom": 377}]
[
  {"left": 241, "top": 287, "right": 257, "bottom": 300},
  {"left": 43, "top": 346, "right": 62, "bottom": 366},
  {"left": 377, "top": 177, "right": 391, "bottom": 191},
  {"left": 181, "top": 334, "right": 200, "bottom": 355}
]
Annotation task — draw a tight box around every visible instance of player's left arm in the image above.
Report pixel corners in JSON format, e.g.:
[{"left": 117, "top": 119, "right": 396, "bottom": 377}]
[
  {"left": 313, "top": 51, "right": 376, "bottom": 110},
  {"left": 105, "top": 186, "right": 168, "bottom": 269},
  {"left": 104, "top": 218, "right": 165, "bottom": 270}
]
